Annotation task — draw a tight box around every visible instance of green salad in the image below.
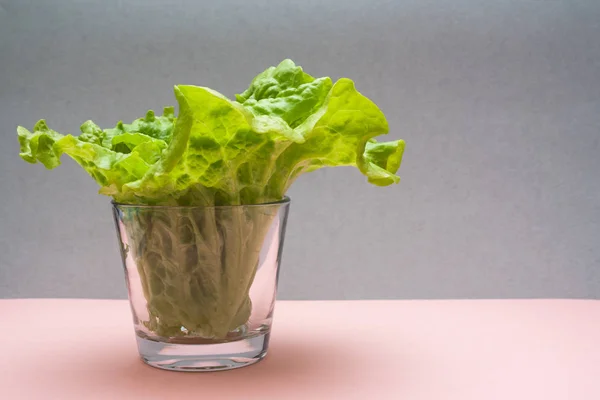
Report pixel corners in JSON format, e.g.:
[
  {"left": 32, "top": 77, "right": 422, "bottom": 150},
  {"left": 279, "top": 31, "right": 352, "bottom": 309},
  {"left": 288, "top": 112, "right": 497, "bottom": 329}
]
[
  {"left": 17, "top": 60, "right": 405, "bottom": 339},
  {"left": 18, "top": 59, "right": 404, "bottom": 206}
]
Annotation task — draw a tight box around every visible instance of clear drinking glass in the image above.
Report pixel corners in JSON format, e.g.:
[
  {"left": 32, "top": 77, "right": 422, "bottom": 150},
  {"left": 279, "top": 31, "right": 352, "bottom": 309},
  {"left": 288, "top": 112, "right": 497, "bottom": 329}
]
[{"left": 112, "top": 198, "right": 290, "bottom": 371}]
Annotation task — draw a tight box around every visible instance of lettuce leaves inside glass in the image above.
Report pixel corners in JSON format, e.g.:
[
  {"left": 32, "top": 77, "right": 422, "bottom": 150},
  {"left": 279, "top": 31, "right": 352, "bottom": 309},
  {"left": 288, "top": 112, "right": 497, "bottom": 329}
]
[{"left": 17, "top": 60, "right": 406, "bottom": 339}]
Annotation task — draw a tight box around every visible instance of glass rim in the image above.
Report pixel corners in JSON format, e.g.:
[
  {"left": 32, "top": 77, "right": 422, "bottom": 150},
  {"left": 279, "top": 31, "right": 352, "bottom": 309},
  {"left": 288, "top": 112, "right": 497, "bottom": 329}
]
[{"left": 112, "top": 196, "right": 291, "bottom": 210}]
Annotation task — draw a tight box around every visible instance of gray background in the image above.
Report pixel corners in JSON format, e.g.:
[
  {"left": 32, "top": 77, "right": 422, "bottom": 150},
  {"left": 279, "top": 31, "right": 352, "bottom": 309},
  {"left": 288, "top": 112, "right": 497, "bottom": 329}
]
[{"left": 1, "top": 0, "right": 599, "bottom": 300}]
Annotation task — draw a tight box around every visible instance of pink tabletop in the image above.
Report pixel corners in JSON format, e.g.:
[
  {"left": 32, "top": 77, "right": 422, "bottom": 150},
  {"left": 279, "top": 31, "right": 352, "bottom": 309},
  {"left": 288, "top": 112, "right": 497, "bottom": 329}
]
[{"left": 0, "top": 299, "right": 598, "bottom": 399}]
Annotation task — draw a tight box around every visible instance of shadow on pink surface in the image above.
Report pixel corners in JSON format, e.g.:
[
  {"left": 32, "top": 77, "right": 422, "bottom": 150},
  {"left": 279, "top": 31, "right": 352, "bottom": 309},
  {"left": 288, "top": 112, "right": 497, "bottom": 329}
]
[{"left": 38, "top": 334, "right": 386, "bottom": 398}]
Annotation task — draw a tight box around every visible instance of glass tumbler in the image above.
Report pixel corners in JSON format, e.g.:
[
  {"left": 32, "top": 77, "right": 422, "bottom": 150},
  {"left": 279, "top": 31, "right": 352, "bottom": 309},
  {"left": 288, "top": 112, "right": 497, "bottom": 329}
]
[{"left": 112, "top": 198, "right": 290, "bottom": 371}]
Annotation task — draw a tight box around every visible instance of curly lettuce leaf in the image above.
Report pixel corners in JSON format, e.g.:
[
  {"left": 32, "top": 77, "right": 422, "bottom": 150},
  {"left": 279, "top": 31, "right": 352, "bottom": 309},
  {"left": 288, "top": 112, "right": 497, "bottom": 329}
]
[
  {"left": 236, "top": 59, "right": 333, "bottom": 128},
  {"left": 18, "top": 109, "right": 175, "bottom": 195}
]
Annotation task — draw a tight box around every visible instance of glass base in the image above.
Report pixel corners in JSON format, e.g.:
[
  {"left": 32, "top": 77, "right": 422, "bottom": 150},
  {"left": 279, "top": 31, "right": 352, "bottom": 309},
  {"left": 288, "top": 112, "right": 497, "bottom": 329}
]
[{"left": 136, "top": 332, "right": 270, "bottom": 372}]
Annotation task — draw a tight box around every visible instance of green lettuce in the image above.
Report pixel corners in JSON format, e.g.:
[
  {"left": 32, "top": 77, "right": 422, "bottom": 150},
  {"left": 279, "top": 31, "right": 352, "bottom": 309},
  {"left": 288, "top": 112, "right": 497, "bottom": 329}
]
[
  {"left": 18, "top": 59, "right": 405, "bottom": 339},
  {"left": 18, "top": 59, "right": 404, "bottom": 205}
]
